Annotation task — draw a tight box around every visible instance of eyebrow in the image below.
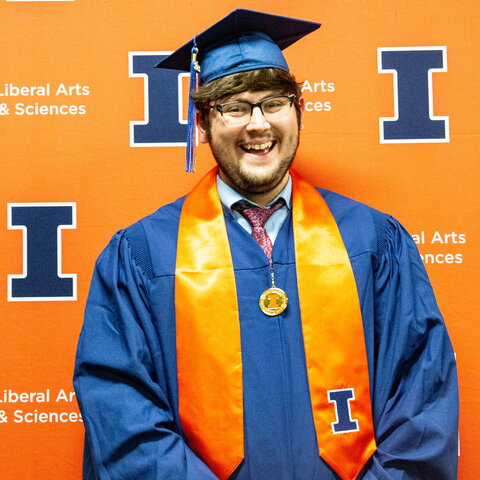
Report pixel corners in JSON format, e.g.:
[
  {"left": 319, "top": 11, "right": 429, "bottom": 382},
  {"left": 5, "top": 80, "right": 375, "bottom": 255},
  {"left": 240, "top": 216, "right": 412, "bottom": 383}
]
[{"left": 219, "top": 93, "right": 281, "bottom": 104}]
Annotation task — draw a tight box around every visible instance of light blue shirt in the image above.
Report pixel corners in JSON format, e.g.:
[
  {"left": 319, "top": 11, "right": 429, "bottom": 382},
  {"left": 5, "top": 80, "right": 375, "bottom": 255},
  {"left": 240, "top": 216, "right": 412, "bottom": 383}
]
[{"left": 216, "top": 174, "right": 292, "bottom": 245}]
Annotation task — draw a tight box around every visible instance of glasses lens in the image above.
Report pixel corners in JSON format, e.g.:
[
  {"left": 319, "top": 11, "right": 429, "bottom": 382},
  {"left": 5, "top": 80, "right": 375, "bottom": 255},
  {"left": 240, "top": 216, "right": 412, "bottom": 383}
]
[
  {"left": 221, "top": 102, "right": 251, "bottom": 124},
  {"left": 262, "top": 97, "right": 291, "bottom": 115}
]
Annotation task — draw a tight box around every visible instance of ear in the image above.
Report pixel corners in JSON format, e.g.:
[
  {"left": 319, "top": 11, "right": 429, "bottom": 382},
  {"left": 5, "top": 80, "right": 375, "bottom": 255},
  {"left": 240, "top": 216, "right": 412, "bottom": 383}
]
[
  {"left": 196, "top": 110, "right": 209, "bottom": 144},
  {"left": 298, "top": 96, "right": 305, "bottom": 120},
  {"left": 297, "top": 96, "right": 306, "bottom": 130}
]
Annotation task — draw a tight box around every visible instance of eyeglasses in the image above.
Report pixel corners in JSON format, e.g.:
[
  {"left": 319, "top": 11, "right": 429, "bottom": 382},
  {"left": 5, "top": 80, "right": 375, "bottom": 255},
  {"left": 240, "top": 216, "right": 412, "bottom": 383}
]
[{"left": 211, "top": 94, "right": 295, "bottom": 126}]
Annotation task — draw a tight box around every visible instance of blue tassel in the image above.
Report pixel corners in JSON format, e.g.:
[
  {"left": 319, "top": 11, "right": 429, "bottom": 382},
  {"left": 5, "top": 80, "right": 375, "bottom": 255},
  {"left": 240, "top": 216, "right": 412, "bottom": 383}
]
[{"left": 186, "top": 38, "right": 199, "bottom": 172}]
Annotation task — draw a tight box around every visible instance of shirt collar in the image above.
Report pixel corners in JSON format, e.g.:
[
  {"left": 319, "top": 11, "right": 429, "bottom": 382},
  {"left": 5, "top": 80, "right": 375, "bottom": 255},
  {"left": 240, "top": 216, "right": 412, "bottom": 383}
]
[{"left": 216, "top": 173, "right": 292, "bottom": 211}]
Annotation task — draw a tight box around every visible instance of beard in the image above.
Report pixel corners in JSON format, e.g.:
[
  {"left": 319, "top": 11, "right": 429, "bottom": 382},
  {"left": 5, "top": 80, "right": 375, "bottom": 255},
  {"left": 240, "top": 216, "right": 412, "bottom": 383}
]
[{"left": 207, "top": 131, "right": 300, "bottom": 197}]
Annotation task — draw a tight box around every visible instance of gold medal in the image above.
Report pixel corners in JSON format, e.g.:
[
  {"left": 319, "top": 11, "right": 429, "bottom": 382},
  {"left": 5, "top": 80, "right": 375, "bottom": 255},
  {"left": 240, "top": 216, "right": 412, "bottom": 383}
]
[{"left": 259, "top": 287, "right": 288, "bottom": 316}]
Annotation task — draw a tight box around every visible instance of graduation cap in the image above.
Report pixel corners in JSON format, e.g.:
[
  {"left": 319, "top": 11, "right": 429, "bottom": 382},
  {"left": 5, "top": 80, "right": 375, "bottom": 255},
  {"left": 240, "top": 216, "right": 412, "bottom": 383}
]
[{"left": 156, "top": 9, "right": 320, "bottom": 171}]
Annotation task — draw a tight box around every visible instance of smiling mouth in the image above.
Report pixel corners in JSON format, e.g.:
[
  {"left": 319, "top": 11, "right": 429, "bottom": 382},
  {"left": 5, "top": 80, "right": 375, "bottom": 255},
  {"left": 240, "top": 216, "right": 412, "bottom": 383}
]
[{"left": 240, "top": 141, "right": 275, "bottom": 154}]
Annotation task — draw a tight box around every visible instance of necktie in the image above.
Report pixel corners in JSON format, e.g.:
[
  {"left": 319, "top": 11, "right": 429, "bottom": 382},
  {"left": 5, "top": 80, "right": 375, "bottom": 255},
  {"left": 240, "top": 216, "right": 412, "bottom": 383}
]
[{"left": 232, "top": 198, "right": 286, "bottom": 263}]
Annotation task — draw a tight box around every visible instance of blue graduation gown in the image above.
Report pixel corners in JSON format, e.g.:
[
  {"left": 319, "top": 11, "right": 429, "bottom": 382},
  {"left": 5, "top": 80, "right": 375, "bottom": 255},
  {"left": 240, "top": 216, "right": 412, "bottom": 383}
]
[{"left": 73, "top": 188, "right": 458, "bottom": 479}]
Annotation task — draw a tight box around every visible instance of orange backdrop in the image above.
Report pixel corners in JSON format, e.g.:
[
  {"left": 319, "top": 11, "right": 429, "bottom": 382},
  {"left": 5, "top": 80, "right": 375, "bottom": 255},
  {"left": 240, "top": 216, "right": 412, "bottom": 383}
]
[{"left": 0, "top": 1, "right": 477, "bottom": 479}]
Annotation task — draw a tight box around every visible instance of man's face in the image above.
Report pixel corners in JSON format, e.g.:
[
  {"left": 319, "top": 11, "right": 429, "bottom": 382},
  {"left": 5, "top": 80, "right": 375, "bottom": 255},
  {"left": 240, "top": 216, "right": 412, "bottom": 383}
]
[{"left": 198, "top": 90, "right": 304, "bottom": 197}]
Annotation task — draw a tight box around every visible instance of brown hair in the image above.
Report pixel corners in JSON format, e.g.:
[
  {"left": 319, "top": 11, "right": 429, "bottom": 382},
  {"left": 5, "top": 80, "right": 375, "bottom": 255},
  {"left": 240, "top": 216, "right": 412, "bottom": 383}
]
[{"left": 191, "top": 68, "right": 303, "bottom": 129}]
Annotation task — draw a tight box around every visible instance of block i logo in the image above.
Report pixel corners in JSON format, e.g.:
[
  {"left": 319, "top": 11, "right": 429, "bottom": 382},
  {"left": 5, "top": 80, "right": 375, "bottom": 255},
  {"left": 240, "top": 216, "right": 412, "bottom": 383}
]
[
  {"left": 378, "top": 46, "right": 449, "bottom": 143},
  {"left": 129, "top": 52, "right": 189, "bottom": 147},
  {"left": 7, "top": 203, "right": 76, "bottom": 301}
]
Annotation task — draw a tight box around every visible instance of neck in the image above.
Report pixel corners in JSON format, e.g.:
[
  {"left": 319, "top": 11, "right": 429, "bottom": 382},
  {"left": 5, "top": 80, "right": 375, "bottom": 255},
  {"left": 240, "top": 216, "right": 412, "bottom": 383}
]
[{"left": 220, "top": 171, "right": 289, "bottom": 207}]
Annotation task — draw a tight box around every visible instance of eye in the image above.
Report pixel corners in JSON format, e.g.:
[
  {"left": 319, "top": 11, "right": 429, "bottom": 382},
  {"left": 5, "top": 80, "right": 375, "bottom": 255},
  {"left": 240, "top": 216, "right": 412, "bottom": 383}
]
[
  {"left": 222, "top": 102, "right": 249, "bottom": 116},
  {"left": 263, "top": 98, "right": 287, "bottom": 112}
]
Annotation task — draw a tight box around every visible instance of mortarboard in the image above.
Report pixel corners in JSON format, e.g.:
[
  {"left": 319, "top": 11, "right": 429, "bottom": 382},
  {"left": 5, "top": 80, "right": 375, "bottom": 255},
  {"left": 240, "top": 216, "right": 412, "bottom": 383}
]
[{"left": 156, "top": 9, "right": 321, "bottom": 171}]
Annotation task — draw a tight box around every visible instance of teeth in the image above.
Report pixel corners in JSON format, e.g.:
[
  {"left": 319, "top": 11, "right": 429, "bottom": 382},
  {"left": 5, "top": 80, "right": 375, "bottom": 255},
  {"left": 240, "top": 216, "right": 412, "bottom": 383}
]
[{"left": 244, "top": 141, "right": 273, "bottom": 151}]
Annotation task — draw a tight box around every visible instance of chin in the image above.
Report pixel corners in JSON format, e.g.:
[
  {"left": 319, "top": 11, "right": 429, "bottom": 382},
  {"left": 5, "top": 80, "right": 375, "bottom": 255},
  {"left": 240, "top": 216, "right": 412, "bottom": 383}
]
[{"left": 235, "top": 163, "right": 290, "bottom": 194}]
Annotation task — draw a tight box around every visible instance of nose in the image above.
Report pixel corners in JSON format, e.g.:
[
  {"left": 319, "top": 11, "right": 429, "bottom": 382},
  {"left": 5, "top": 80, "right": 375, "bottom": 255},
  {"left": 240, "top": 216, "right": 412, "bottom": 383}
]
[{"left": 246, "top": 105, "right": 270, "bottom": 131}]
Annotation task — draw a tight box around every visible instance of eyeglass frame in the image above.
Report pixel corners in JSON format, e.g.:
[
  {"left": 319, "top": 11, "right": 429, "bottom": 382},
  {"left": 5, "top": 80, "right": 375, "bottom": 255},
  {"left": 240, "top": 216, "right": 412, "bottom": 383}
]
[{"left": 210, "top": 94, "right": 296, "bottom": 124}]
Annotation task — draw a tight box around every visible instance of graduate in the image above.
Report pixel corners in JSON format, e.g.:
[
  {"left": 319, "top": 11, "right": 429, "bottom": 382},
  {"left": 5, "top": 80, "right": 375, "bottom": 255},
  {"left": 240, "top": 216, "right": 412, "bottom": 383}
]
[{"left": 74, "top": 9, "right": 458, "bottom": 480}]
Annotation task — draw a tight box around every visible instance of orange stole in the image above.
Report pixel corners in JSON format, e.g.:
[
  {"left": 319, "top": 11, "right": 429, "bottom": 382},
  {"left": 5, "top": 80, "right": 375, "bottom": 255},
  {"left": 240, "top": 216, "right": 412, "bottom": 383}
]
[
  {"left": 175, "top": 167, "right": 376, "bottom": 480},
  {"left": 290, "top": 170, "right": 376, "bottom": 479}
]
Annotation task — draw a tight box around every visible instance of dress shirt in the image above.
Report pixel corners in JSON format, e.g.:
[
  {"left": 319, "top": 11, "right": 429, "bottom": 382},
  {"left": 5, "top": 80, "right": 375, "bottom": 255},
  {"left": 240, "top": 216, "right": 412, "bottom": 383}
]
[{"left": 216, "top": 174, "right": 291, "bottom": 245}]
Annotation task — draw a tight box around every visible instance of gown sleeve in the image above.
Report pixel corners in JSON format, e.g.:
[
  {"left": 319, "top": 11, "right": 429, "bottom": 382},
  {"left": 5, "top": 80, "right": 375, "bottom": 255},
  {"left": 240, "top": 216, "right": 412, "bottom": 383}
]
[
  {"left": 73, "top": 230, "right": 219, "bottom": 480},
  {"left": 359, "top": 216, "right": 458, "bottom": 479}
]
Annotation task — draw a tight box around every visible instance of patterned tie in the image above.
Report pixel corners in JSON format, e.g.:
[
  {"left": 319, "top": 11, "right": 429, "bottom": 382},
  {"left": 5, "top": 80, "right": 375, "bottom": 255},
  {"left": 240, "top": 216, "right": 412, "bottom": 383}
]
[{"left": 232, "top": 198, "right": 286, "bottom": 263}]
